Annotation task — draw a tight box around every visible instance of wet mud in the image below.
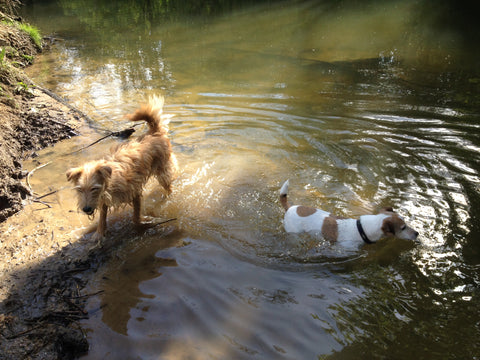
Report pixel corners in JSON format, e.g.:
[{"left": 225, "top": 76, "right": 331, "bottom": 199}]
[{"left": 0, "top": 86, "right": 94, "bottom": 359}]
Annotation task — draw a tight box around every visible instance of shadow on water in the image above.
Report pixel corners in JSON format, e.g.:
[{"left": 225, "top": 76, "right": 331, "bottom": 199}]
[{"left": 4, "top": 0, "right": 480, "bottom": 358}]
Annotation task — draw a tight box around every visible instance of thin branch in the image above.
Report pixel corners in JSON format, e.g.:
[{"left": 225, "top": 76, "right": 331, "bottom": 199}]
[
  {"left": 32, "top": 199, "right": 52, "bottom": 208},
  {"left": 35, "top": 189, "right": 59, "bottom": 200},
  {"left": 65, "top": 124, "right": 140, "bottom": 155},
  {"left": 26, "top": 161, "right": 52, "bottom": 194},
  {"left": 5, "top": 324, "right": 43, "bottom": 340},
  {"left": 68, "top": 290, "right": 104, "bottom": 299},
  {"left": 157, "top": 218, "right": 177, "bottom": 226}
]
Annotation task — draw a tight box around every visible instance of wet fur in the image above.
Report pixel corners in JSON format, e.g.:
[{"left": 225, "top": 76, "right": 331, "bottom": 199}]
[
  {"left": 66, "top": 95, "right": 177, "bottom": 247},
  {"left": 279, "top": 180, "right": 418, "bottom": 248}
]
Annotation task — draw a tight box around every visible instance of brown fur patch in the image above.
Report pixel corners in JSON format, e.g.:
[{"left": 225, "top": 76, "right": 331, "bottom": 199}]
[
  {"left": 321, "top": 216, "right": 338, "bottom": 242},
  {"left": 280, "top": 194, "right": 290, "bottom": 211},
  {"left": 381, "top": 215, "right": 404, "bottom": 237},
  {"left": 296, "top": 206, "right": 317, "bottom": 217}
]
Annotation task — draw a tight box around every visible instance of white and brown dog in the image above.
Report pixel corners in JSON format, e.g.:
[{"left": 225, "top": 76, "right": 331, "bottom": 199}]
[
  {"left": 279, "top": 180, "right": 418, "bottom": 249},
  {"left": 66, "top": 95, "right": 177, "bottom": 247}
]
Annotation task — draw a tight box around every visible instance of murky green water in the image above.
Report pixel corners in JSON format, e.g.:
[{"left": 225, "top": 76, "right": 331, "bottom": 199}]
[{"left": 23, "top": 0, "right": 479, "bottom": 358}]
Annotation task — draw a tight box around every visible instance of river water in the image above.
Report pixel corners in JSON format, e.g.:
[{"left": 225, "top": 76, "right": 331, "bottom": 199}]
[{"left": 22, "top": 0, "right": 479, "bottom": 358}]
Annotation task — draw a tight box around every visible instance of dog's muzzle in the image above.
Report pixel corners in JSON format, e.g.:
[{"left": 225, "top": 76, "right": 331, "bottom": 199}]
[{"left": 82, "top": 206, "right": 95, "bottom": 215}]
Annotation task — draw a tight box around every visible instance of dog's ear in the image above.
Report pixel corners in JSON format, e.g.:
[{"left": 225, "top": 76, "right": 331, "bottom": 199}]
[
  {"left": 66, "top": 167, "right": 83, "bottom": 183},
  {"left": 381, "top": 217, "right": 395, "bottom": 237},
  {"left": 97, "top": 165, "right": 112, "bottom": 180},
  {"left": 380, "top": 206, "right": 394, "bottom": 213}
]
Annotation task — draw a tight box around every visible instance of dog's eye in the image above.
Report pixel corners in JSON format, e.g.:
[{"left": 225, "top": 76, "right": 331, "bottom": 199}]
[
  {"left": 401, "top": 225, "right": 406, "bottom": 231},
  {"left": 75, "top": 187, "right": 84, "bottom": 193}
]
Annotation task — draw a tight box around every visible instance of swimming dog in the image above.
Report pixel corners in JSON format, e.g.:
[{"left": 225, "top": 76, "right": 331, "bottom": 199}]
[
  {"left": 66, "top": 95, "right": 177, "bottom": 247},
  {"left": 279, "top": 180, "right": 418, "bottom": 248}
]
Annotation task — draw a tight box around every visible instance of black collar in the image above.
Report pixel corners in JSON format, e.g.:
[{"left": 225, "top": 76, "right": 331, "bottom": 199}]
[{"left": 356, "top": 219, "right": 374, "bottom": 244}]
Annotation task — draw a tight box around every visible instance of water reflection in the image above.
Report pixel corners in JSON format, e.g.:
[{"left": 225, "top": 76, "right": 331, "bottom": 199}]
[
  {"left": 20, "top": 0, "right": 480, "bottom": 358},
  {"left": 99, "top": 235, "right": 180, "bottom": 335},
  {"left": 86, "top": 237, "right": 357, "bottom": 359},
  {"left": 328, "top": 256, "right": 480, "bottom": 359}
]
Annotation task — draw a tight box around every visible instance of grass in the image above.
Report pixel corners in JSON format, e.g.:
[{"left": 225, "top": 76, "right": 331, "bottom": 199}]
[
  {"left": 17, "top": 22, "right": 42, "bottom": 49},
  {"left": 0, "top": 47, "right": 6, "bottom": 65},
  {"left": 1, "top": 19, "right": 43, "bottom": 49}
]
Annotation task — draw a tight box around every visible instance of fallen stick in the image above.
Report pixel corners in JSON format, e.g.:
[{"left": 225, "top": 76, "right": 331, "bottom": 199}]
[
  {"left": 65, "top": 124, "right": 140, "bottom": 155},
  {"left": 61, "top": 295, "right": 89, "bottom": 315},
  {"left": 68, "top": 290, "right": 105, "bottom": 299},
  {"left": 32, "top": 199, "right": 52, "bottom": 208},
  {"left": 5, "top": 324, "right": 43, "bottom": 340},
  {"left": 26, "top": 161, "right": 52, "bottom": 195},
  {"left": 35, "top": 189, "right": 59, "bottom": 200},
  {"left": 62, "top": 267, "right": 91, "bottom": 275},
  {"left": 157, "top": 218, "right": 177, "bottom": 225}
]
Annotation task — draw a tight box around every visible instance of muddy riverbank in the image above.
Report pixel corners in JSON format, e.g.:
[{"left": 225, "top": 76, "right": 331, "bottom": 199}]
[
  {"left": 0, "top": 85, "right": 93, "bottom": 359},
  {"left": 0, "top": 8, "right": 95, "bottom": 359}
]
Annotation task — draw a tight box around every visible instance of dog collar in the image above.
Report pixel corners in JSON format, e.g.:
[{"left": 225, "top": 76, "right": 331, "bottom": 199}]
[{"left": 356, "top": 219, "right": 374, "bottom": 244}]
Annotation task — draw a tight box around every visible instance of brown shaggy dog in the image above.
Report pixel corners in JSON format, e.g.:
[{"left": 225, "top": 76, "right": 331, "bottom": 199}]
[{"left": 66, "top": 95, "right": 177, "bottom": 247}]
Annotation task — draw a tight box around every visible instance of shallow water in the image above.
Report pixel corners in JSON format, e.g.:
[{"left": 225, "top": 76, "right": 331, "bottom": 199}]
[{"left": 21, "top": 0, "right": 480, "bottom": 358}]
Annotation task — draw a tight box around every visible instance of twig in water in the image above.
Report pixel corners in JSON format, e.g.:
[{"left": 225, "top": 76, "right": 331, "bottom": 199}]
[
  {"left": 65, "top": 124, "right": 140, "bottom": 155},
  {"left": 62, "top": 267, "right": 91, "bottom": 275},
  {"left": 157, "top": 218, "right": 177, "bottom": 226},
  {"left": 68, "top": 290, "right": 104, "bottom": 299},
  {"left": 5, "top": 324, "right": 44, "bottom": 339},
  {"left": 32, "top": 199, "right": 52, "bottom": 208},
  {"left": 26, "top": 161, "right": 52, "bottom": 195},
  {"left": 65, "top": 133, "right": 117, "bottom": 155},
  {"left": 61, "top": 294, "right": 89, "bottom": 315},
  {"left": 36, "top": 189, "right": 58, "bottom": 200}
]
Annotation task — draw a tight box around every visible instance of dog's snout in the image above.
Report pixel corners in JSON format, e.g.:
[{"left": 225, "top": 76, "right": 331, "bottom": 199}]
[
  {"left": 408, "top": 229, "right": 420, "bottom": 241},
  {"left": 83, "top": 206, "right": 94, "bottom": 215}
]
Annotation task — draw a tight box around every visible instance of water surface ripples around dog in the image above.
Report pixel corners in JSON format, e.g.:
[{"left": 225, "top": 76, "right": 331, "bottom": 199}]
[{"left": 19, "top": 0, "right": 480, "bottom": 358}]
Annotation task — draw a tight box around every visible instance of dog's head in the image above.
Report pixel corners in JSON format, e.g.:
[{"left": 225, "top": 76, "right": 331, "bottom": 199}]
[
  {"left": 66, "top": 162, "right": 112, "bottom": 216},
  {"left": 380, "top": 207, "right": 419, "bottom": 241}
]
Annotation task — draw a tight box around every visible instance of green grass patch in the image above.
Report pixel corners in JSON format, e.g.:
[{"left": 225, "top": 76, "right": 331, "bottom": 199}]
[
  {"left": 17, "top": 22, "right": 42, "bottom": 49},
  {"left": 0, "top": 48, "right": 6, "bottom": 66}
]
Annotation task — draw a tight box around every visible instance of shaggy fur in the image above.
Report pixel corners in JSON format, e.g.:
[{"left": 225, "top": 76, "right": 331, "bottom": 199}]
[{"left": 66, "top": 95, "right": 177, "bottom": 247}]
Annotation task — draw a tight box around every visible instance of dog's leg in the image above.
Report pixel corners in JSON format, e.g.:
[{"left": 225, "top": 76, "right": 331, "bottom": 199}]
[
  {"left": 133, "top": 194, "right": 161, "bottom": 226},
  {"left": 91, "top": 204, "right": 108, "bottom": 249},
  {"left": 133, "top": 194, "right": 142, "bottom": 225},
  {"left": 133, "top": 193, "right": 172, "bottom": 230},
  {"left": 156, "top": 173, "right": 173, "bottom": 195}
]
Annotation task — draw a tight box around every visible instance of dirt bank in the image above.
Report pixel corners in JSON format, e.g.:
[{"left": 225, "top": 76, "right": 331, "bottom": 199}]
[
  {"left": 0, "top": 86, "right": 91, "bottom": 358},
  {"left": 0, "top": 7, "right": 95, "bottom": 359}
]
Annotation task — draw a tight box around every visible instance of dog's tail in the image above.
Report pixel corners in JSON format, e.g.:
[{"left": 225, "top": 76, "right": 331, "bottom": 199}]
[
  {"left": 279, "top": 180, "right": 290, "bottom": 211},
  {"left": 127, "top": 95, "right": 173, "bottom": 134}
]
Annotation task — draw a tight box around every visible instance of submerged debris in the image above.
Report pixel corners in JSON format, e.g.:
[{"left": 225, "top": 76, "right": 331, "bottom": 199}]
[{"left": 0, "top": 256, "right": 92, "bottom": 359}]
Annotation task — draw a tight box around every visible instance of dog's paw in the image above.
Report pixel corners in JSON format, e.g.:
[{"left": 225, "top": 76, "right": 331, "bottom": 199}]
[
  {"left": 142, "top": 215, "right": 163, "bottom": 224},
  {"left": 135, "top": 216, "right": 158, "bottom": 231},
  {"left": 90, "top": 232, "right": 105, "bottom": 250}
]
